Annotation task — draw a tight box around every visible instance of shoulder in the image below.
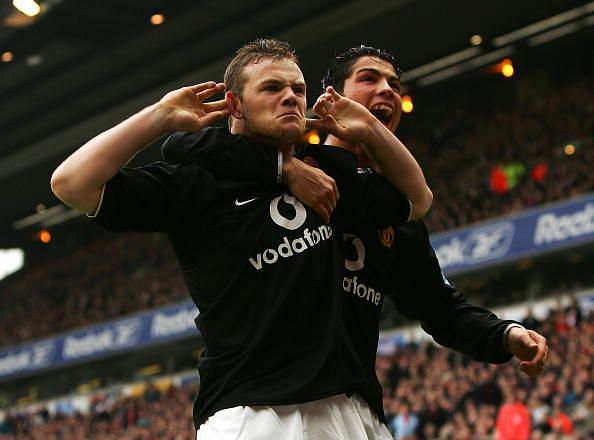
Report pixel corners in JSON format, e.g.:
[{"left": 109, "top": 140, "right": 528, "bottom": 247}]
[
  {"left": 162, "top": 127, "right": 245, "bottom": 162},
  {"left": 395, "top": 219, "right": 429, "bottom": 245}
]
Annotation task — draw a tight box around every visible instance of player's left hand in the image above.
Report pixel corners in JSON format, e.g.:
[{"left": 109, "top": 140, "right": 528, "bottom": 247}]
[
  {"left": 306, "top": 87, "right": 375, "bottom": 142},
  {"left": 507, "top": 327, "right": 548, "bottom": 377}
]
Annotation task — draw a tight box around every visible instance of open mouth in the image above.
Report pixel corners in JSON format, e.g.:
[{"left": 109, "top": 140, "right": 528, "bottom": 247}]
[{"left": 369, "top": 104, "right": 393, "bottom": 125}]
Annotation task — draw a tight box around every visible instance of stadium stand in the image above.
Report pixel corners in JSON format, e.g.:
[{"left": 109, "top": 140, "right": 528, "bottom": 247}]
[
  {"left": 405, "top": 75, "right": 594, "bottom": 233},
  {"left": 1, "top": 297, "right": 592, "bottom": 439},
  {"left": 0, "top": 73, "right": 593, "bottom": 348},
  {"left": 1, "top": 3, "right": 592, "bottom": 438}
]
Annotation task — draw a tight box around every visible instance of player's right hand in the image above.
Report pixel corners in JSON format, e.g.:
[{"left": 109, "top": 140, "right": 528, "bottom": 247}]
[
  {"left": 282, "top": 156, "right": 339, "bottom": 224},
  {"left": 157, "top": 82, "right": 229, "bottom": 133},
  {"left": 508, "top": 327, "right": 548, "bottom": 377}
]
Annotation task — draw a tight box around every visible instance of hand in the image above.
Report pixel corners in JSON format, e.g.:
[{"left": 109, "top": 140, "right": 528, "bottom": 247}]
[
  {"left": 158, "top": 82, "right": 229, "bottom": 133},
  {"left": 282, "top": 156, "right": 339, "bottom": 223},
  {"left": 306, "top": 86, "right": 375, "bottom": 143},
  {"left": 507, "top": 327, "right": 548, "bottom": 376}
]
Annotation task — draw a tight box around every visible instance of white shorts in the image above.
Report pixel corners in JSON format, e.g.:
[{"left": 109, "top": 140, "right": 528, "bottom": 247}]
[{"left": 196, "top": 394, "right": 393, "bottom": 440}]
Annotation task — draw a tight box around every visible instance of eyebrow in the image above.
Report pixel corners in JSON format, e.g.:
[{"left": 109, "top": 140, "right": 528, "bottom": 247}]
[
  {"left": 355, "top": 67, "right": 400, "bottom": 82},
  {"left": 259, "top": 78, "right": 306, "bottom": 88}
]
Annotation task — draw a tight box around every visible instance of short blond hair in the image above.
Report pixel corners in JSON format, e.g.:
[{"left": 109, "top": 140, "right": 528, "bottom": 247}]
[{"left": 224, "top": 38, "right": 298, "bottom": 97}]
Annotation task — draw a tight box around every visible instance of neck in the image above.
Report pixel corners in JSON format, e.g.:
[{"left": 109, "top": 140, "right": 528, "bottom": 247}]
[
  {"left": 230, "top": 126, "right": 295, "bottom": 155},
  {"left": 278, "top": 143, "right": 295, "bottom": 155},
  {"left": 254, "top": 134, "right": 296, "bottom": 155}
]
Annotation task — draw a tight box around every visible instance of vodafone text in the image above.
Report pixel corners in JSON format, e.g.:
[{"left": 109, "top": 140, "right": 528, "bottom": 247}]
[
  {"left": 342, "top": 275, "right": 382, "bottom": 306},
  {"left": 249, "top": 225, "right": 333, "bottom": 270},
  {"left": 342, "top": 233, "right": 382, "bottom": 306}
]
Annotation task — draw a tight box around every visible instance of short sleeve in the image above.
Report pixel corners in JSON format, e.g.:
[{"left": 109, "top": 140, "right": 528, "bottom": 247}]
[
  {"left": 161, "top": 128, "right": 278, "bottom": 183},
  {"left": 92, "top": 161, "right": 216, "bottom": 232},
  {"left": 357, "top": 170, "right": 411, "bottom": 228}
]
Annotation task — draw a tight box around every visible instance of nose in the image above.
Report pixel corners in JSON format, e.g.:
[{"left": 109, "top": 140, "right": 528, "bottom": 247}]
[
  {"left": 281, "top": 87, "right": 298, "bottom": 106},
  {"left": 377, "top": 77, "right": 395, "bottom": 97}
]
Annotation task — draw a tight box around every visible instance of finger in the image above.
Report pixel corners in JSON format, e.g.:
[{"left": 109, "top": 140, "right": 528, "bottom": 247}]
[
  {"left": 316, "top": 206, "right": 330, "bottom": 224},
  {"left": 305, "top": 118, "right": 327, "bottom": 131},
  {"left": 197, "top": 109, "right": 230, "bottom": 127},
  {"left": 321, "top": 187, "right": 337, "bottom": 213},
  {"left": 512, "top": 332, "right": 539, "bottom": 361},
  {"left": 520, "top": 356, "right": 546, "bottom": 376},
  {"left": 519, "top": 343, "right": 548, "bottom": 376},
  {"left": 203, "top": 99, "right": 229, "bottom": 112},
  {"left": 332, "top": 181, "right": 339, "bottom": 203},
  {"left": 324, "top": 115, "right": 347, "bottom": 137},
  {"left": 329, "top": 196, "right": 337, "bottom": 212},
  {"left": 197, "top": 83, "right": 226, "bottom": 101},
  {"left": 189, "top": 82, "right": 217, "bottom": 93},
  {"left": 313, "top": 98, "right": 329, "bottom": 118},
  {"left": 326, "top": 86, "right": 343, "bottom": 101},
  {"left": 313, "top": 95, "right": 333, "bottom": 115},
  {"left": 324, "top": 178, "right": 338, "bottom": 208},
  {"left": 528, "top": 331, "right": 548, "bottom": 364}
]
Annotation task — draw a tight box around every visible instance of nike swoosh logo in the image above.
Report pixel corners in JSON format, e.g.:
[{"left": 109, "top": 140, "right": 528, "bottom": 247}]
[{"left": 234, "top": 197, "right": 259, "bottom": 206}]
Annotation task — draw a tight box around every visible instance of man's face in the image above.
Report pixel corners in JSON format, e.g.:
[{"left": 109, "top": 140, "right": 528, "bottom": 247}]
[
  {"left": 342, "top": 56, "right": 402, "bottom": 133},
  {"left": 233, "top": 57, "right": 306, "bottom": 149}
]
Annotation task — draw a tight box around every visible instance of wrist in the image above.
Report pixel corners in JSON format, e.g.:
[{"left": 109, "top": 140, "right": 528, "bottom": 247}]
[
  {"left": 141, "top": 103, "right": 172, "bottom": 138},
  {"left": 503, "top": 324, "right": 525, "bottom": 353}
]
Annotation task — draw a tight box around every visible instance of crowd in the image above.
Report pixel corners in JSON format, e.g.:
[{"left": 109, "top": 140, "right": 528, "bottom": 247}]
[
  {"left": 0, "top": 232, "right": 187, "bottom": 347},
  {"left": 1, "top": 299, "right": 592, "bottom": 439},
  {"left": 0, "top": 383, "right": 197, "bottom": 440},
  {"left": 0, "top": 74, "right": 593, "bottom": 349},
  {"left": 413, "top": 77, "right": 594, "bottom": 232},
  {"left": 379, "top": 300, "right": 594, "bottom": 439}
]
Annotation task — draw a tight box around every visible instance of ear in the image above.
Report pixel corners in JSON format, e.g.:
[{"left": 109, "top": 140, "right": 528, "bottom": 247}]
[{"left": 225, "top": 91, "right": 242, "bottom": 119}]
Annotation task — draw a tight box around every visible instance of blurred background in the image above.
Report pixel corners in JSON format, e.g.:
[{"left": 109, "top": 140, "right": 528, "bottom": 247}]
[{"left": 0, "top": 0, "right": 593, "bottom": 438}]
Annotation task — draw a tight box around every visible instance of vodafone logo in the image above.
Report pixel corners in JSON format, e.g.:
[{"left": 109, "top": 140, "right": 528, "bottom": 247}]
[
  {"left": 342, "top": 234, "right": 382, "bottom": 306},
  {"left": 248, "top": 193, "right": 333, "bottom": 271},
  {"left": 344, "top": 233, "right": 365, "bottom": 271},
  {"left": 269, "top": 194, "right": 307, "bottom": 230}
]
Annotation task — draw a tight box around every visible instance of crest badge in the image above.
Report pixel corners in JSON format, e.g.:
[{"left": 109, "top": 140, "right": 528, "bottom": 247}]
[{"left": 378, "top": 226, "right": 395, "bottom": 248}]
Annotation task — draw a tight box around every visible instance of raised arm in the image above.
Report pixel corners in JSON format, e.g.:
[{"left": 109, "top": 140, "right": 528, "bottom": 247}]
[
  {"left": 51, "top": 82, "right": 228, "bottom": 214},
  {"left": 308, "top": 87, "right": 432, "bottom": 220}
]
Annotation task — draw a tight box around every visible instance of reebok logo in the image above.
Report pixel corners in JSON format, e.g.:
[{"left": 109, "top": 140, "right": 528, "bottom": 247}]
[{"left": 534, "top": 203, "right": 594, "bottom": 245}]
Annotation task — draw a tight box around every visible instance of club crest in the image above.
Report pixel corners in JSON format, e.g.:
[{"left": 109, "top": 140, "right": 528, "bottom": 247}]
[{"left": 379, "top": 226, "right": 395, "bottom": 248}]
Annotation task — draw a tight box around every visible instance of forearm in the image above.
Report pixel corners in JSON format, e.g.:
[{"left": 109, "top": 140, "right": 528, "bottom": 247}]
[
  {"left": 419, "top": 299, "right": 515, "bottom": 364},
  {"left": 362, "top": 119, "right": 432, "bottom": 219},
  {"left": 51, "top": 104, "right": 168, "bottom": 214}
]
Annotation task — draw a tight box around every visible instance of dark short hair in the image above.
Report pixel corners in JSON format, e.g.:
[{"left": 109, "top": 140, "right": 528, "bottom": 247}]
[
  {"left": 224, "top": 38, "right": 298, "bottom": 97},
  {"left": 321, "top": 45, "right": 402, "bottom": 94}
]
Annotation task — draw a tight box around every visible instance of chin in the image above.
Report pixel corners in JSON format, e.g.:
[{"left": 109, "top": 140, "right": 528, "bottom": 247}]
[{"left": 276, "top": 124, "right": 305, "bottom": 144}]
